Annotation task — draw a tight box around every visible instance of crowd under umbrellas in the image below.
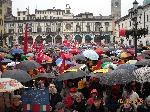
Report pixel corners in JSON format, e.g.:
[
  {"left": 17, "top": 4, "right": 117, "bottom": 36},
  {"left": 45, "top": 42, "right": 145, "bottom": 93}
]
[{"left": 0, "top": 43, "right": 150, "bottom": 112}]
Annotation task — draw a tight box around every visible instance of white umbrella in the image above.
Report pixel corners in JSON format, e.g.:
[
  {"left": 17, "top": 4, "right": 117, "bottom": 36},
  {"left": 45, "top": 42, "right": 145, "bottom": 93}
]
[{"left": 133, "top": 67, "right": 150, "bottom": 83}]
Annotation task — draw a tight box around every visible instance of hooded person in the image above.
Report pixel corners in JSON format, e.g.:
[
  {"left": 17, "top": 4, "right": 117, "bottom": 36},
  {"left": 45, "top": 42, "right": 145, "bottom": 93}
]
[
  {"left": 87, "top": 89, "right": 98, "bottom": 106},
  {"left": 55, "top": 102, "right": 70, "bottom": 112},
  {"left": 63, "top": 87, "right": 77, "bottom": 109},
  {"left": 137, "top": 95, "right": 150, "bottom": 112},
  {"left": 86, "top": 96, "right": 108, "bottom": 112}
]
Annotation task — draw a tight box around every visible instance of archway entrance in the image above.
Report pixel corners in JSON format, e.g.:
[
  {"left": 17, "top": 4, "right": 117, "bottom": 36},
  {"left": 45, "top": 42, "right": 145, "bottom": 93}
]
[
  {"left": 45, "top": 35, "right": 53, "bottom": 44},
  {"left": 18, "top": 36, "right": 24, "bottom": 45},
  {"left": 55, "top": 35, "right": 62, "bottom": 44},
  {"left": 94, "top": 35, "right": 101, "bottom": 45},
  {"left": 35, "top": 35, "right": 43, "bottom": 44},
  {"left": 74, "top": 34, "right": 82, "bottom": 44},
  {"left": 85, "top": 35, "right": 92, "bottom": 43}
]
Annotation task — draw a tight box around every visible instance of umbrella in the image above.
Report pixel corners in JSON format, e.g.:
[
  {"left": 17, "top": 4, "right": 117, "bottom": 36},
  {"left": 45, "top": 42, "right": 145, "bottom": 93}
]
[
  {"left": 42, "top": 55, "right": 53, "bottom": 61},
  {"left": 117, "top": 64, "right": 137, "bottom": 71},
  {"left": 119, "top": 52, "right": 132, "bottom": 58},
  {"left": 1, "top": 69, "right": 32, "bottom": 82},
  {"left": 102, "top": 62, "right": 117, "bottom": 69},
  {"left": 95, "top": 48, "right": 103, "bottom": 55},
  {"left": 69, "top": 49, "right": 80, "bottom": 54},
  {"left": 55, "top": 58, "right": 75, "bottom": 66},
  {"left": 1, "top": 58, "right": 12, "bottom": 63},
  {"left": 126, "top": 60, "right": 137, "bottom": 64},
  {"left": 83, "top": 50, "right": 99, "bottom": 60},
  {"left": 21, "top": 55, "right": 27, "bottom": 61},
  {"left": 35, "top": 73, "right": 55, "bottom": 79},
  {"left": 100, "top": 69, "right": 135, "bottom": 85},
  {"left": 133, "top": 67, "right": 150, "bottom": 83},
  {"left": 68, "top": 64, "right": 86, "bottom": 70},
  {"left": 63, "top": 53, "right": 72, "bottom": 59},
  {"left": 7, "top": 62, "right": 20, "bottom": 67},
  {"left": 4, "top": 54, "right": 14, "bottom": 59},
  {"left": 142, "top": 50, "right": 150, "bottom": 55},
  {"left": 102, "top": 54, "right": 109, "bottom": 58},
  {"left": 10, "top": 49, "right": 24, "bottom": 55},
  {"left": 0, "top": 78, "right": 24, "bottom": 92},
  {"left": 57, "top": 70, "right": 87, "bottom": 81},
  {"left": 16, "top": 60, "right": 41, "bottom": 71},
  {"left": 74, "top": 54, "right": 86, "bottom": 61},
  {"left": 135, "top": 59, "right": 150, "bottom": 66},
  {"left": 0, "top": 47, "right": 9, "bottom": 52},
  {"left": 88, "top": 72, "right": 107, "bottom": 78},
  {"left": 26, "top": 53, "right": 34, "bottom": 57},
  {"left": 101, "top": 58, "right": 113, "bottom": 63}
]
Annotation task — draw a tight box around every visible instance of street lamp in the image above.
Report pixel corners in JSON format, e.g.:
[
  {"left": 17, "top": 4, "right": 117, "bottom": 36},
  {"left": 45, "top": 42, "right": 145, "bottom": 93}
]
[{"left": 129, "top": 0, "right": 143, "bottom": 58}]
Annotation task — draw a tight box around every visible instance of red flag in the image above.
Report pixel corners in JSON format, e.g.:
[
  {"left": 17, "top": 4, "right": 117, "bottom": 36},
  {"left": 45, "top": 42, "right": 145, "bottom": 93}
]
[
  {"left": 32, "top": 41, "right": 37, "bottom": 51},
  {"left": 36, "top": 41, "right": 44, "bottom": 64},
  {"left": 38, "top": 41, "right": 44, "bottom": 53},
  {"left": 24, "top": 24, "right": 28, "bottom": 54},
  {"left": 93, "top": 60, "right": 102, "bottom": 71},
  {"left": 59, "top": 53, "right": 65, "bottom": 74}
]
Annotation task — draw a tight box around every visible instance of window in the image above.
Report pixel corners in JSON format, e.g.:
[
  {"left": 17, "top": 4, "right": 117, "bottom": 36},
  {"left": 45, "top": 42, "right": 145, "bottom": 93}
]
[
  {"left": 76, "top": 25, "right": 81, "bottom": 32},
  {"left": 129, "top": 40, "right": 132, "bottom": 45},
  {"left": 122, "top": 23, "right": 123, "bottom": 28},
  {"left": 87, "top": 26, "right": 90, "bottom": 32},
  {"left": 0, "top": 2, "right": 2, "bottom": 7},
  {"left": 23, "top": 12, "right": 25, "bottom": 15},
  {"left": 23, "top": 17, "right": 25, "bottom": 20},
  {"left": 105, "top": 27, "right": 108, "bottom": 32},
  {"left": 18, "top": 17, "right": 20, "bottom": 20},
  {"left": 130, "top": 21, "right": 131, "bottom": 26},
  {"left": 105, "top": 22, "right": 109, "bottom": 26},
  {"left": 0, "top": 9, "right": 2, "bottom": 15},
  {"left": 147, "top": 15, "right": 149, "bottom": 22},
  {"left": 18, "top": 12, "right": 20, "bottom": 16},
  {"left": 37, "top": 27, "right": 42, "bottom": 33}
]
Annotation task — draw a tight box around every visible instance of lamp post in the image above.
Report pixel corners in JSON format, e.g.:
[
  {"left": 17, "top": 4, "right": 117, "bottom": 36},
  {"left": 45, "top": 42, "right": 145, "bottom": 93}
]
[{"left": 129, "top": 0, "right": 143, "bottom": 58}]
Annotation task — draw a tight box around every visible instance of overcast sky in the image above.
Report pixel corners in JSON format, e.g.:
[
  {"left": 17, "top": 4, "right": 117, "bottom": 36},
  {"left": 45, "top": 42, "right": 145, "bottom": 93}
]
[{"left": 12, "top": 0, "right": 144, "bottom": 17}]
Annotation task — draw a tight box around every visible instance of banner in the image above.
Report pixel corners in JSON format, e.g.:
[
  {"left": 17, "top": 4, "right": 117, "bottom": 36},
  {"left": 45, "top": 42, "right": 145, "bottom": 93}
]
[{"left": 22, "top": 88, "right": 50, "bottom": 112}]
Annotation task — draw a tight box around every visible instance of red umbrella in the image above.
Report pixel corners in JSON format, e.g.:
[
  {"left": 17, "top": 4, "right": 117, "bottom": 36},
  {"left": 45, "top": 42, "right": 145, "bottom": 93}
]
[
  {"left": 142, "top": 50, "right": 150, "bottom": 55},
  {"left": 61, "top": 53, "right": 72, "bottom": 59},
  {"left": 136, "top": 55, "right": 145, "bottom": 61},
  {"left": 42, "top": 55, "right": 52, "bottom": 61},
  {"left": 95, "top": 48, "right": 103, "bottom": 55},
  {"left": 69, "top": 49, "right": 80, "bottom": 54},
  {"left": 128, "top": 48, "right": 135, "bottom": 55}
]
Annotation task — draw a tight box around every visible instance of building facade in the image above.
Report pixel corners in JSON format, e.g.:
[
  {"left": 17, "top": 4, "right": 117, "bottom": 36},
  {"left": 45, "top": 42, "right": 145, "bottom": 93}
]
[
  {"left": 4, "top": 0, "right": 122, "bottom": 46},
  {"left": 115, "top": 1, "right": 150, "bottom": 46}
]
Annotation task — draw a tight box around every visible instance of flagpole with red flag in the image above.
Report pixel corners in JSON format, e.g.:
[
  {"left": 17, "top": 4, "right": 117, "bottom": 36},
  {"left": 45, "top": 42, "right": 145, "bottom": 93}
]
[{"left": 24, "top": 23, "right": 28, "bottom": 54}]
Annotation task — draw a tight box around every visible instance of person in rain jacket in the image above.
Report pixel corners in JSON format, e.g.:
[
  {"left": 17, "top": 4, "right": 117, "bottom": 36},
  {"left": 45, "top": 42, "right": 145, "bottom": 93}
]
[
  {"left": 86, "top": 96, "right": 108, "bottom": 112},
  {"left": 87, "top": 89, "right": 98, "bottom": 106},
  {"left": 63, "top": 88, "right": 77, "bottom": 110}
]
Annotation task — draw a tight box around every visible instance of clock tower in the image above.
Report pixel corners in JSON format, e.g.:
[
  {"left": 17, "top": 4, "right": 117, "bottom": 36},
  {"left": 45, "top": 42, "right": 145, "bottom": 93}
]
[{"left": 111, "top": 0, "right": 121, "bottom": 20}]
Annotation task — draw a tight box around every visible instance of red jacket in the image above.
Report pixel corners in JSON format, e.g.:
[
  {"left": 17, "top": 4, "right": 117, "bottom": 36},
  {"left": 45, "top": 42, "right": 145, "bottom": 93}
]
[
  {"left": 87, "top": 97, "right": 94, "bottom": 106},
  {"left": 64, "top": 95, "right": 73, "bottom": 108}
]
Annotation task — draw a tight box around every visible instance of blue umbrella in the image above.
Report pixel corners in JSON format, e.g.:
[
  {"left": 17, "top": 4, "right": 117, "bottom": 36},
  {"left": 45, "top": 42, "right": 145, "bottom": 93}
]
[
  {"left": 55, "top": 58, "right": 74, "bottom": 66},
  {"left": 10, "top": 49, "right": 24, "bottom": 55}
]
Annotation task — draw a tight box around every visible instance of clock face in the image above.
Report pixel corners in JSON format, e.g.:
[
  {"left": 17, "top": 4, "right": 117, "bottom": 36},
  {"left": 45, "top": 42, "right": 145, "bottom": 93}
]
[{"left": 115, "top": 1, "right": 119, "bottom": 7}]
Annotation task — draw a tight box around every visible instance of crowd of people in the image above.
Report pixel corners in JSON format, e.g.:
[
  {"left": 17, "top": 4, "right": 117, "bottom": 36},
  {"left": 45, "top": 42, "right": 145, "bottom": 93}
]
[{"left": 0, "top": 41, "right": 150, "bottom": 112}]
